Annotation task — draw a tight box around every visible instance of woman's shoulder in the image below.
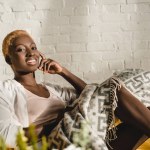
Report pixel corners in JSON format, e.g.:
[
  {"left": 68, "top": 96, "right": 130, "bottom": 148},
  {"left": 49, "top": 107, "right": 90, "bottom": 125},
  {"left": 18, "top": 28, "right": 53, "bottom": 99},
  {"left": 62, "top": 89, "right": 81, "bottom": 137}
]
[{"left": 0, "top": 79, "right": 21, "bottom": 92}]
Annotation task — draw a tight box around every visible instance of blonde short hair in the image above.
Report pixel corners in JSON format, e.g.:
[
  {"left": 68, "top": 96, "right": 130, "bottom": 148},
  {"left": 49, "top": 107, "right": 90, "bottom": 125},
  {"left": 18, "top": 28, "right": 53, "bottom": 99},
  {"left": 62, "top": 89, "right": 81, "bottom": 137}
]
[{"left": 2, "top": 30, "right": 30, "bottom": 58}]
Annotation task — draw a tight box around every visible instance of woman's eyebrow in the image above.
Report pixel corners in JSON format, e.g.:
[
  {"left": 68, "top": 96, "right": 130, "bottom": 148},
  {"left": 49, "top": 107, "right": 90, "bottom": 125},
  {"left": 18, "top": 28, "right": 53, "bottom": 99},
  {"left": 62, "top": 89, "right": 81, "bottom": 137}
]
[
  {"left": 13, "top": 44, "right": 25, "bottom": 48},
  {"left": 14, "top": 42, "right": 36, "bottom": 48},
  {"left": 30, "top": 43, "right": 36, "bottom": 46}
]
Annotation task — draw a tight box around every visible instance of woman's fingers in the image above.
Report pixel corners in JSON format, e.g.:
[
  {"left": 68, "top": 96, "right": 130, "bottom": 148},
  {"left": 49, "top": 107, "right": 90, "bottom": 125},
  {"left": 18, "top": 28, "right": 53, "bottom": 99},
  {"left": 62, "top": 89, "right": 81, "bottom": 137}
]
[
  {"left": 38, "top": 59, "right": 47, "bottom": 70},
  {"left": 39, "top": 52, "right": 46, "bottom": 60},
  {"left": 47, "top": 62, "right": 57, "bottom": 74},
  {"left": 38, "top": 52, "right": 62, "bottom": 74},
  {"left": 43, "top": 59, "right": 52, "bottom": 72},
  {"left": 38, "top": 52, "right": 47, "bottom": 70},
  {"left": 39, "top": 58, "right": 55, "bottom": 73}
]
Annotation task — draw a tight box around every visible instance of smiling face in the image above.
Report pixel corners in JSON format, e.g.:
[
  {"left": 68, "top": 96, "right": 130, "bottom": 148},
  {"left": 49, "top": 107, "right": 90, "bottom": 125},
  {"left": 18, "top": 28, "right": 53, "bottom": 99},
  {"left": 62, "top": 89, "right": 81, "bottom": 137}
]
[{"left": 8, "top": 35, "right": 40, "bottom": 75}]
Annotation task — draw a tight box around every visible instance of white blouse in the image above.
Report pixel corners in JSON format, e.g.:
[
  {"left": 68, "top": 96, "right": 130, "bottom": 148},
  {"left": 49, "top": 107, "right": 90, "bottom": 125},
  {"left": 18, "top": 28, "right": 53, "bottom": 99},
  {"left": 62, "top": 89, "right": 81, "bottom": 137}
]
[{"left": 0, "top": 79, "right": 78, "bottom": 148}]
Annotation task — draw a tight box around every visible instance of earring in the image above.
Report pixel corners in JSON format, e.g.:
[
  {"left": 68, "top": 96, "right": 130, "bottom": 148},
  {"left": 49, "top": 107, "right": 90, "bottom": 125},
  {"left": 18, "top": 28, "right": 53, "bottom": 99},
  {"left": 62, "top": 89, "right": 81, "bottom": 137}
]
[{"left": 5, "top": 55, "right": 12, "bottom": 65}]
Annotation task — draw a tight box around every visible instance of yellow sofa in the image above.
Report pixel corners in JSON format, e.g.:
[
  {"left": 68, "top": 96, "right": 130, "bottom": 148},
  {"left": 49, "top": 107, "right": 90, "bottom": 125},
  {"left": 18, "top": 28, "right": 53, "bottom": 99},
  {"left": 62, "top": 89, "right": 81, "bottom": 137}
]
[{"left": 138, "top": 139, "right": 150, "bottom": 150}]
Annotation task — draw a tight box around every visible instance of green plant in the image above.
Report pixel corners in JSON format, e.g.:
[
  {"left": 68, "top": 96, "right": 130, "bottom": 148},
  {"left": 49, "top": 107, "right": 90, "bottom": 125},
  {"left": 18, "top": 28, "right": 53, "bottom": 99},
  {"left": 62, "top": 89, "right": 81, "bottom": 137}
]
[
  {"left": 0, "top": 136, "right": 7, "bottom": 150},
  {"left": 16, "top": 125, "right": 48, "bottom": 150},
  {"left": 0, "top": 122, "right": 91, "bottom": 150},
  {"left": 73, "top": 121, "right": 92, "bottom": 150}
]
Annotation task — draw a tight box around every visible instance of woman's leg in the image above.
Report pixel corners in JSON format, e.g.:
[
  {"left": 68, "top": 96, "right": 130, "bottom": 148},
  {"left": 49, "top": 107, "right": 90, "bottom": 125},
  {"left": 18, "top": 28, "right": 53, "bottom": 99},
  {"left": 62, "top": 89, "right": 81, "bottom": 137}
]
[
  {"left": 108, "top": 123, "right": 145, "bottom": 150},
  {"left": 107, "top": 86, "right": 150, "bottom": 149},
  {"left": 115, "top": 86, "right": 150, "bottom": 137}
]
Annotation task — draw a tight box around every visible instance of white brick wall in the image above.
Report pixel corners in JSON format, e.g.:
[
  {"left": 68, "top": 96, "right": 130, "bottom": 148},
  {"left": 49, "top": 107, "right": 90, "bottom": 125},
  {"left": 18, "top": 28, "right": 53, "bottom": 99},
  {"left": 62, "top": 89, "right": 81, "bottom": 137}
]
[{"left": 0, "top": 0, "right": 150, "bottom": 85}]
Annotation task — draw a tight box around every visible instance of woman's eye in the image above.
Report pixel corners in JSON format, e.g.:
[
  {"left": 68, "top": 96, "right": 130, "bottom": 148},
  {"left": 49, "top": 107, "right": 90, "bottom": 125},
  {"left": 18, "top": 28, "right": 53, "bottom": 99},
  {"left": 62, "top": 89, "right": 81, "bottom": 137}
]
[
  {"left": 16, "top": 48, "right": 26, "bottom": 52},
  {"left": 31, "top": 47, "right": 37, "bottom": 50}
]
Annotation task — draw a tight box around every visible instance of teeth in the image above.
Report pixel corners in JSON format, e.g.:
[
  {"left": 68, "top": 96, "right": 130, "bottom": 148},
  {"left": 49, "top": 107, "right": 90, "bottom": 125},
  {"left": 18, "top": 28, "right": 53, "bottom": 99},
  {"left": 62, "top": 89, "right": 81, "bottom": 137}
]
[
  {"left": 27, "top": 60, "right": 36, "bottom": 63},
  {"left": 27, "top": 59, "right": 36, "bottom": 65}
]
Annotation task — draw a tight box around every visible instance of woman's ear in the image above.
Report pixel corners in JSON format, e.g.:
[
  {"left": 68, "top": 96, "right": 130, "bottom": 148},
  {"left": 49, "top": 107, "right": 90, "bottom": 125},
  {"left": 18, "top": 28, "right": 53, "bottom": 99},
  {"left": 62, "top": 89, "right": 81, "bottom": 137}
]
[{"left": 5, "top": 55, "right": 12, "bottom": 65}]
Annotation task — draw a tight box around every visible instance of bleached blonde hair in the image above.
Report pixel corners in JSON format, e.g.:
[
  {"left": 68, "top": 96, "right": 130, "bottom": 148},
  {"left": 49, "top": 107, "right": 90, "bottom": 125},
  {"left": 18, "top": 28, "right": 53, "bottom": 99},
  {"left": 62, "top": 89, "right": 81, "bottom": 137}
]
[{"left": 2, "top": 30, "right": 30, "bottom": 58}]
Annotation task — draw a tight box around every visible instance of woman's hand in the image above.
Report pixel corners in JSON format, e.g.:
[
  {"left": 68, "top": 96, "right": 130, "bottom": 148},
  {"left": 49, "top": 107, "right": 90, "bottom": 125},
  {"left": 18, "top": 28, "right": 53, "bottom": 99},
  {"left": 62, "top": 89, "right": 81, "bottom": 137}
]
[
  {"left": 38, "top": 52, "right": 63, "bottom": 74},
  {"left": 38, "top": 52, "right": 86, "bottom": 94}
]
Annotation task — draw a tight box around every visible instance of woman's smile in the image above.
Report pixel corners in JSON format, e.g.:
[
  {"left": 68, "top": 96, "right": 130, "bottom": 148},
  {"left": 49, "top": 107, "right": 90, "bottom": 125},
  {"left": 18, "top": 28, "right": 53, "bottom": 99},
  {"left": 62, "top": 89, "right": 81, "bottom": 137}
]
[{"left": 26, "top": 58, "right": 37, "bottom": 65}]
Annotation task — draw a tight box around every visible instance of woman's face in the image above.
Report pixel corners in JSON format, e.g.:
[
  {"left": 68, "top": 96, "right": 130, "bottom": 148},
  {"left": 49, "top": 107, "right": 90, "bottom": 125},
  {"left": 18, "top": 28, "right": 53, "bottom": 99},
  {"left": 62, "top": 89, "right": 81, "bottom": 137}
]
[{"left": 8, "top": 35, "right": 40, "bottom": 74}]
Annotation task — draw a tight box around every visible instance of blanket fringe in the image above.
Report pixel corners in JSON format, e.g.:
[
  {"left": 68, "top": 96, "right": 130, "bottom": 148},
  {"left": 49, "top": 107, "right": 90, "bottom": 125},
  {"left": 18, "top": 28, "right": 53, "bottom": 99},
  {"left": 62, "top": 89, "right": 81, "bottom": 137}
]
[{"left": 104, "top": 77, "right": 122, "bottom": 149}]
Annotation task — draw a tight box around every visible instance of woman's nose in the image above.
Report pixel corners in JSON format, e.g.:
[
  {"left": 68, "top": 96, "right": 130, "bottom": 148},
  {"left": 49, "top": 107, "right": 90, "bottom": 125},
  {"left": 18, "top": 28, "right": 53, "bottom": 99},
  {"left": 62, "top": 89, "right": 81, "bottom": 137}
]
[{"left": 26, "top": 49, "right": 35, "bottom": 57}]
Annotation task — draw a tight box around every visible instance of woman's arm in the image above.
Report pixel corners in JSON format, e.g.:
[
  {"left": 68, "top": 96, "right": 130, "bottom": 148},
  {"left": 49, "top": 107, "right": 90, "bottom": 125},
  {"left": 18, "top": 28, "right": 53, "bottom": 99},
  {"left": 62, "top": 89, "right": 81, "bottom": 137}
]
[
  {"left": 59, "top": 67, "right": 86, "bottom": 94},
  {"left": 38, "top": 53, "right": 87, "bottom": 94}
]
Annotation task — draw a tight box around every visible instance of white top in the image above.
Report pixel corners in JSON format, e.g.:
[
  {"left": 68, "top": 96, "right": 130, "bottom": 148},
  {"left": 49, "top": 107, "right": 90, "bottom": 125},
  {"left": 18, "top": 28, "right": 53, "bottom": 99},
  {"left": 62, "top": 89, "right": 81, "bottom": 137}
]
[{"left": 0, "top": 79, "right": 78, "bottom": 148}]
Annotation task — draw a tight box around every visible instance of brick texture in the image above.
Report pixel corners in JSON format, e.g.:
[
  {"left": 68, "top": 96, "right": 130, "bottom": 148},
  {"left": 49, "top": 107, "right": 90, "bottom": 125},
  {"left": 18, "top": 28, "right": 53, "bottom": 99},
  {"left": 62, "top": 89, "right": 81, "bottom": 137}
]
[{"left": 0, "top": 0, "right": 149, "bottom": 85}]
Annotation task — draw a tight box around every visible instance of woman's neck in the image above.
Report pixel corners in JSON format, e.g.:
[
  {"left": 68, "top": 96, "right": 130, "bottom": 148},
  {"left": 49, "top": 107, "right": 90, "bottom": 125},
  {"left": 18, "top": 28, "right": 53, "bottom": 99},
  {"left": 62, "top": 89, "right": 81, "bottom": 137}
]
[{"left": 14, "top": 73, "right": 37, "bottom": 86}]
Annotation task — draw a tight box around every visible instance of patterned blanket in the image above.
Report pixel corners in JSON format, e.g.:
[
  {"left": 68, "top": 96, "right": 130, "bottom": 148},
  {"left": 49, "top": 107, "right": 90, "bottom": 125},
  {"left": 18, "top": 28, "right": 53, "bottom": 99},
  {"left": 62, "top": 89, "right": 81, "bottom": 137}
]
[{"left": 44, "top": 69, "right": 150, "bottom": 150}]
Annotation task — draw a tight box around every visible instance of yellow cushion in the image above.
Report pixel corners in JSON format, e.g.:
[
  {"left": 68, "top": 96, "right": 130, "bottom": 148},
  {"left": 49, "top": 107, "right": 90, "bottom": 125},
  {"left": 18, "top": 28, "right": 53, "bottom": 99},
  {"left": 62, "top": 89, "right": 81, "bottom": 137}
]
[{"left": 137, "top": 139, "right": 150, "bottom": 150}]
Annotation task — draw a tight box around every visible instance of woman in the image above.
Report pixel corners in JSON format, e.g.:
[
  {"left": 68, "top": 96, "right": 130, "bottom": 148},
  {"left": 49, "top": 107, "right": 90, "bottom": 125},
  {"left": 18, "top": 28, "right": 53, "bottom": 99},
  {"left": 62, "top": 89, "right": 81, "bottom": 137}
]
[
  {"left": 1, "top": 30, "right": 86, "bottom": 147},
  {"left": 1, "top": 30, "right": 150, "bottom": 149}
]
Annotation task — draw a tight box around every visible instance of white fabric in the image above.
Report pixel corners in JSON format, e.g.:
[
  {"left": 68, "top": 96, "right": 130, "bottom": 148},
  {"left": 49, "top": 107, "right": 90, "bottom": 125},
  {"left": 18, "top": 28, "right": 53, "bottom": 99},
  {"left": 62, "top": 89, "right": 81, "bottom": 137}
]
[{"left": 0, "top": 79, "right": 78, "bottom": 148}]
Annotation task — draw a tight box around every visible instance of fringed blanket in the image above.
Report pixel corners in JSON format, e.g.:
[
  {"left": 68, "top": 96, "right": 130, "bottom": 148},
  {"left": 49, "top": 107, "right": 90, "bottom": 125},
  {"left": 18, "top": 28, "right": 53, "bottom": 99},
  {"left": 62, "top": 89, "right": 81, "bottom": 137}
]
[{"left": 45, "top": 69, "right": 150, "bottom": 150}]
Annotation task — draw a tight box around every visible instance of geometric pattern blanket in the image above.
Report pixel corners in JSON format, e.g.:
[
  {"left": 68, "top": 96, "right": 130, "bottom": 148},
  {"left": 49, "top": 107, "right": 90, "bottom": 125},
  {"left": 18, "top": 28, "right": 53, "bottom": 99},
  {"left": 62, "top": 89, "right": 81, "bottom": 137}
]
[{"left": 44, "top": 69, "right": 150, "bottom": 150}]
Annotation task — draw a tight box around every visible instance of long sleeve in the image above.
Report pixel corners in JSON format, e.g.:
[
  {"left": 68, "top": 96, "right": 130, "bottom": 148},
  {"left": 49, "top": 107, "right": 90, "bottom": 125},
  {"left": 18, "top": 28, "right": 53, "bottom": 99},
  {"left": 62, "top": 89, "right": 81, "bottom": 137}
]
[
  {"left": 0, "top": 79, "right": 29, "bottom": 148},
  {"left": 0, "top": 92, "right": 21, "bottom": 148}
]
